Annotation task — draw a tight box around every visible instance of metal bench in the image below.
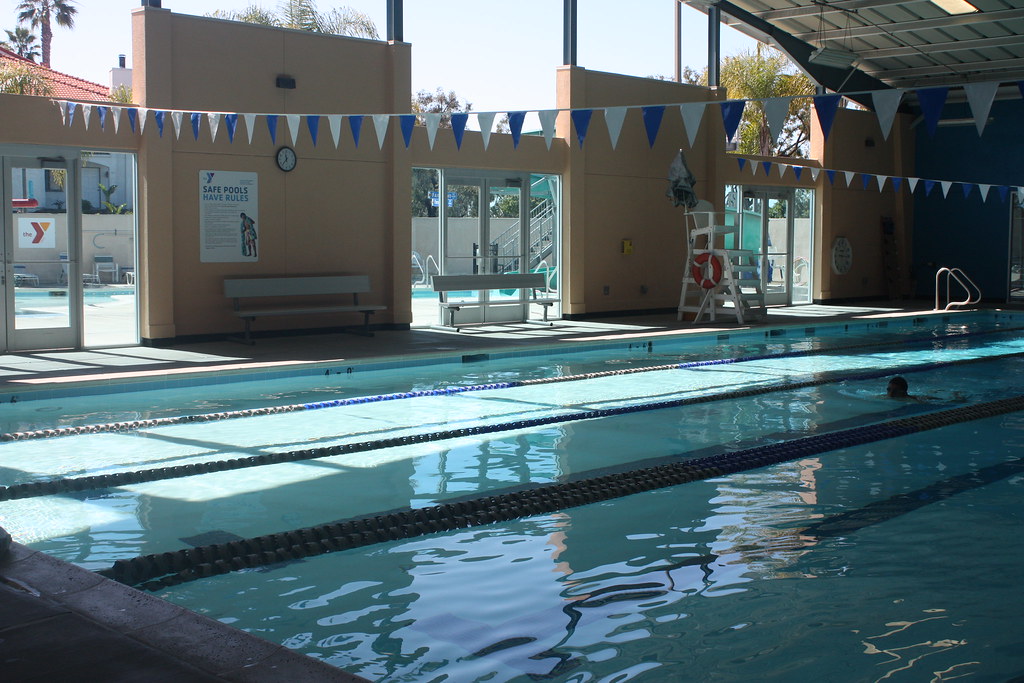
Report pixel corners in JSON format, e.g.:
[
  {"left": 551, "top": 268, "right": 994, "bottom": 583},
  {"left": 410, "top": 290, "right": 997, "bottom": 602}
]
[
  {"left": 431, "top": 272, "right": 558, "bottom": 328},
  {"left": 223, "top": 275, "right": 386, "bottom": 343}
]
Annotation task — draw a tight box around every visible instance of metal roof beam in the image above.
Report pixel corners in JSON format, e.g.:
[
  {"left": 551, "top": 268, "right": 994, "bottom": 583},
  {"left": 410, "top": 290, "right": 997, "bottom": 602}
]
[
  {"left": 758, "top": 0, "right": 929, "bottom": 22},
  {"left": 794, "top": 8, "right": 1024, "bottom": 41}
]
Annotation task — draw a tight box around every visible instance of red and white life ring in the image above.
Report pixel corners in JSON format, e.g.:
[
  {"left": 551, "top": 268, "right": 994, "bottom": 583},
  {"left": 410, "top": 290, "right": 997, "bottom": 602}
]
[{"left": 691, "top": 252, "right": 722, "bottom": 289}]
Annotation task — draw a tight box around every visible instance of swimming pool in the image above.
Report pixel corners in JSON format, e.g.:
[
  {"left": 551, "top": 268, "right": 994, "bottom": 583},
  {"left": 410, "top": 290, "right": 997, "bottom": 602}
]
[{"left": 1, "top": 311, "right": 1022, "bottom": 681}]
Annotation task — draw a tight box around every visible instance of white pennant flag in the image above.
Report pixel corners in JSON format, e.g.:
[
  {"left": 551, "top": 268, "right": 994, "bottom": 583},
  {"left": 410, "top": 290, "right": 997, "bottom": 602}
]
[
  {"left": 872, "top": 89, "right": 904, "bottom": 140},
  {"left": 1018, "top": 187, "right": 1024, "bottom": 205},
  {"left": 82, "top": 104, "right": 92, "bottom": 130},
  {"left": 424, "top": 113, "right": 441, "bottom": 149},
  {"left": 978, "top": 184, "right": 991, "bottom": 201},
  {"left": 679, "top": 102, "right": 705, "bottom": 148},
  {"left": 207, "top": 112, "right": 221, "bottom": 142},
  {"left": 763, "top": 98, "right": 789, "bottom": 145},
  {"left": 372, "top": 114, "right": 390, "bottom": 149},
  {"left": 537, "top": 110, "right": 558, "bottom": 149},
  {"left": 604, "top": 106, "right": 627, "bottom": 149},
  {"left": 777, "top": 163, "right": 788, "bottom": 178},
  {"left": 844, "top": 171, "right": 856, "bottom": 186},
  {"left": 810, "top": 167, "right": 820, "bottom": 181},
  {"left": 907, "top": 177, "right": 919, "bottom": 193},
  {"left": 109, "top": 106, "right": 121, "bottom": 133},
  {"left": 963, "top": 81, "right": 999, "bottom": 136},
  {"left": 750, "top": 158, "right": 759, "bottom": 175},
  {"left": 876, "top": 175, "right": 888, "bottom": 191},
  {"left": 171, "top": 111, "right": 184, "bottom": 139},
  {"left": 941, "top": 181, "right": 952, "bottom": 198},
  {"left": 243, "top": 113, "right": 257, "bottom": 144},
  {"left": 327, "top": 114, "right": 343, "bottom": 148},
  {"left": 477, "top": 112, "right": 496, "bottom": 150},
  {"left": 286, "top": 114, "right": 301, "bottom": 146},
  {"left": 58, "top": 100, "right": 67, "bottom": 126},
  {"left": 138, "top": 108, "right": 148, "bottom": 135}
]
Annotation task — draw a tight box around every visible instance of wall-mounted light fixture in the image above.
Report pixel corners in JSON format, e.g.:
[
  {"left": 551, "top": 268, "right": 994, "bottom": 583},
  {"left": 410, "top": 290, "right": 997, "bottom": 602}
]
[{"left": 276, "top": 75, "right": 296, "bottom": 89}]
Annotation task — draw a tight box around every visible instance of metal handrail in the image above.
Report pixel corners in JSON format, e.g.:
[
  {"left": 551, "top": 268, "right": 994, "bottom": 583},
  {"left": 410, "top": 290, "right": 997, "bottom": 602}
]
[{"left": 934, "top": 267, "right": 981, "bottom": 311}]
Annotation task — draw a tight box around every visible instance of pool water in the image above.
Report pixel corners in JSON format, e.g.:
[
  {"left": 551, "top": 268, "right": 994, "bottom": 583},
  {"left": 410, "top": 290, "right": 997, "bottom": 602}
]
[{"left": 1, "top": 311, "right": 1023, "bottom": 681}]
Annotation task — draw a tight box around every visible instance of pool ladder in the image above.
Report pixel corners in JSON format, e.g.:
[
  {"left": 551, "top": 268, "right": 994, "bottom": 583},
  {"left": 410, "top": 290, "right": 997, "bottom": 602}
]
[{"left": 934, "top": 267, "right": 981, "bottom": 311}]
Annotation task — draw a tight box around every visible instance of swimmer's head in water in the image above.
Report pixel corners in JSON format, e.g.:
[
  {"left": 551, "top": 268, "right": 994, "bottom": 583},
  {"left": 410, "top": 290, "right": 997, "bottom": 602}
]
[{"left": 887, "top": 376, "right": 909, "bottom": 398}]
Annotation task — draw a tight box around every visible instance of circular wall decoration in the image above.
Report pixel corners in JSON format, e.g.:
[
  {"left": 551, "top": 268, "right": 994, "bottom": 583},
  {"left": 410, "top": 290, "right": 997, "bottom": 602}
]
[
  {"left": 275, "top": 146, "right": 297, "bottom": 172},
  {"left": 831, "top": 236, "right": 853, "bottom": 275}
]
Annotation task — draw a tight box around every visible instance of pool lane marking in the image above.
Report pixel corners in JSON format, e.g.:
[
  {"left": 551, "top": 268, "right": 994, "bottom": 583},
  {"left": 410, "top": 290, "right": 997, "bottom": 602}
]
[
  {"left": 3, "top": 326, "right": 1024, "bottom": 443},
  {"left": 95, "top": 393, "right": 1024, "bottom": 591}
]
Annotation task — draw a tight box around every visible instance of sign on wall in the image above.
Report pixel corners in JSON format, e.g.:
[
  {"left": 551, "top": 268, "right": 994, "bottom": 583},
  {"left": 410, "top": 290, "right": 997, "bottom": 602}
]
[
  {"left": 199, "top": 170, "right": 258, "bottom": 263},
  {"left": 18, "top": 216, "right": 55, "bottom": 249}
]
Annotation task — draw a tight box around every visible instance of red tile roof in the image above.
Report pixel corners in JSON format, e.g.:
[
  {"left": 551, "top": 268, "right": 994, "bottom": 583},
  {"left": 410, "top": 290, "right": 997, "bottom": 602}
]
[{"left": 0, "top": 46, "right": 110, "bottom": 101}]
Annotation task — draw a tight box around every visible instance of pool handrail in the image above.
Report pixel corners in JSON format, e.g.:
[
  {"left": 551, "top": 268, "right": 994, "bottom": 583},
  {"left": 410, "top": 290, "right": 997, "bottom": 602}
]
[{"left": 934, "top": 266, "right": 981, "bottom": 311}]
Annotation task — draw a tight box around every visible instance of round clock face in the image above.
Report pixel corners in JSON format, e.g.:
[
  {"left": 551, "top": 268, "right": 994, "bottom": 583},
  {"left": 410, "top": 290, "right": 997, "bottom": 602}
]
[
  {"left": 831, "top": 236, "right": 853, "bottom": 275},
  {"left": 275, "top": 146, "right": 297, "bottom": 172}
]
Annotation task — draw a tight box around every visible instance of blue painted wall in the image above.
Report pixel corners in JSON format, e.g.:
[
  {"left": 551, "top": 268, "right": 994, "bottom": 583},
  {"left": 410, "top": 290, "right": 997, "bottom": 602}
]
[{"left": 912, "top": 98, "right": 1024, "bottom": 300}]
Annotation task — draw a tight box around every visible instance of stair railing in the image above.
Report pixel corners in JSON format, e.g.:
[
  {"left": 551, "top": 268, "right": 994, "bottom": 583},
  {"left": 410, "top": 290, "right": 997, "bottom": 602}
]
[{"left": 934, "top": 267, "right": 981, "bottom": 311}]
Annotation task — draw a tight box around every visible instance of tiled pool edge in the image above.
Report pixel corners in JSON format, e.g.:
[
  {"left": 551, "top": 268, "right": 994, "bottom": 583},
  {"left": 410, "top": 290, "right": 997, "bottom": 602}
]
[{"left": 0, "top": 531, "right": 366, "bottom": 681}]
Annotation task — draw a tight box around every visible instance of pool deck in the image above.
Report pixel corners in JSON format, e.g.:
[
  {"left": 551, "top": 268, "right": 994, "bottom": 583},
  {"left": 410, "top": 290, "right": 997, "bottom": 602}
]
[{"left": 0, "top": 301, "right": 993, "bottom": 680}]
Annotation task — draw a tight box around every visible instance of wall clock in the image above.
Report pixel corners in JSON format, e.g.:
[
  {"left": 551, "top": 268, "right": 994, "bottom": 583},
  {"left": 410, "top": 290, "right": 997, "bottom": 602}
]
[
  {"left": 275, "top": 146, "right": 297, "bottom": 172},
  {"left": 831, "top": 236, "right": 853, "bottom": 275}
]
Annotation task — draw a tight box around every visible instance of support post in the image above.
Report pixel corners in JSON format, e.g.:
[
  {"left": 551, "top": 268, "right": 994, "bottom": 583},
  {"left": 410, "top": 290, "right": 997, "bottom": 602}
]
[
  {"left": 387, "top": 0, "right": 403, "bottom": 42},
  {"left": 708, "top": 5, "right": 721, "bottom": 88},
  {"left": 563, "top": 0, "right": 577, "bottom": 66}
]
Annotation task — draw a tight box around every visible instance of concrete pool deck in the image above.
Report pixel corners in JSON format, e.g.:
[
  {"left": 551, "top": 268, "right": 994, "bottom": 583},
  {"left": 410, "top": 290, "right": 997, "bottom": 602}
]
[{"left": 0, "top": 301, "right": 994, "bottom": 680}]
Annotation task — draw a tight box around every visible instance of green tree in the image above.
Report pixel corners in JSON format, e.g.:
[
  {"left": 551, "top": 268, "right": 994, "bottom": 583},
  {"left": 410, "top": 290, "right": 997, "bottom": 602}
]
[
  {"left": 208, "top": 1, "right": 378, "bottom": 39},
  {"left": 718, "top": 45, "right": 815, "bottom": 157},
  {"left": 412, "top": 87, "right": 473, "bottom": 127},
  {"left": 109, "top": 84, "right": 133, "bottom": 103},
  {"left": 16, "top": 0, "right": 77, "bottom": 68},
  {"left": 0, "top": 60, "right": 52, "bottom": 94},
  {"left": 2, "top": 26, "right": 40, "bottom": 61}
]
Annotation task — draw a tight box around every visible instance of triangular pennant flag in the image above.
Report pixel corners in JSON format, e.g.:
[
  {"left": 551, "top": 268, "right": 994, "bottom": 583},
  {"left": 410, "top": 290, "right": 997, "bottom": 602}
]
[
  {"left": 604, "top": 106, "right": 627, "bottom": 149},
  {"left": 424, "top": 113, "right": 441, "bottom": 149},
  {"left": 750, "top": 158, "right": 759, "bottom": 174},
  {"left": 907, "top": 177, "right": 919, "bottom": 193},
  {"left": 891, "top": 177, "right": 903, "bottom": 193},
  {"left": 138, "top": 108, "right": 148, "bottom": 135},
  {"left": 207, "top": 112, "right": 221, "bottom": 142},
  {"left": 844, "top": 170, "right": 856, "bottom": 186},
  {"left": 978, "top": 184, "right": 991, "bottom": 201},
  {"left": 57, "top": 100, "right": 67, "bottom": 126},
  {"left": 737, "top": 158, "right": 747, "bottom": 172},
  {"left": 570, "top": 109, "right": 593, "bottom": 148},
  {"left": 961, "top": 183, "right": 974, "bottom": 199},
  {"left": 171, "top": 110, "right": 183, "bottom": 139},
  {"left": 813, "top": 93, "right": 841, "bottom": 141},
  {"left": 876, "top": 175, "right": 888, "bottom": 191},
  {"left": 508, "top": 111, "right": 526, "bottom": 149},
  {"left": 793, "top": 166, "right": 804, "bottom": 181},
  {"left": 924, "top": 179, "right": 936, "bottom": 196},
  {"left": 225, "top": 113, "right": 237, "bottom": 142},
  {"left": 450, "top": 112, "right": 469, "bottom": 149},
  {"left": 81, "top": 104, "right": 92, "bottom": 130},
  {"left": 871, "top": 89, "right": 904, "bottom": 140},
  {"left": 940, "top": 180, "right": 952, "bottom": 198},
  {"left": 266, "top": 114, "right": 278, "bottom": 144},
  {"left": 190, "top": 112, "right": 201, "bottom": 140},
  {"left": 998, "top": 185, "right": 1010, "bottom": 202},
  {"left": 810, "top": 167, "right": 820, "bottom": 181},
  {"left": 1018, "top": 81, "right": 1024, "bottom": 101},
  {"left": 243, "top": 113, "right": 256, "bottom": 144},
  {"left": 917, "top": 87, "right": 948, "bottom": 136},
  {"left": 763, "top": 97, "right": 789, "bottom": 144},
  {"left": 372, "top": 114, "right": 390, "bottom": 149},
  {"left": 126, "top": 107, "right": 138, "bottom": 133},
  {"left": 286, "top": 114, "right": 301, "bottom": 146},
  {"left": 110, "top": 106, "right": 121, "bottom": 133},
  {"left": 777, "top": 163, "right": 788, "bottom": 178},
  {"left": 307, "top": 114, "right": 320, "bottom": 146},
  {"left": 97, "top": 106, "right": 108, "bottom": 131},
  {"left": 641, "top": 105, "right": 665, "bottom": 148},
  {"left": 537, "top": 110, "right": 557, "bottom": 149},
  {"left": 327, "top": 114, "right": 342, "bottom": 148},
  {"left": 65, "top": 101, "right": 77, "bottom": 127},
  {"left": 348, "top": 115, "right": 363, "bottom": 146},
  {"left": 154, "top": 110, "right": 166, "bottom": 137},
  {"left": 398, "top": 114, "right": 415, "bottom": 148},
  {"left": 477, "top": 112, "right": 495, "bottom": 150},
  {"left": 963, "top": 81, "right": 999, "bottom": 136},
  {"left": 762, "top": 161, "right": 773, "bottom": 175},
  {"left": 826, "top": 169, "right": 836, "bottom": 185},
  {"left": 720, "top": 100, "right": 745, "bottom": 142},
  {"left": 861, "top": 173, "right": 873, "bottom": 190},
  {"left": 679, "top": 102, "right": 705, "bottom": 148}
]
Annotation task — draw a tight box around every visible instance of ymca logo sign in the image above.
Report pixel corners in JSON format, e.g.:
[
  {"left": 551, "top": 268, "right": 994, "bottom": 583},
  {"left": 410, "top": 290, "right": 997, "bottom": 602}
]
[{"left": 18, "top": 217, "right": 56, "bottom": 249}]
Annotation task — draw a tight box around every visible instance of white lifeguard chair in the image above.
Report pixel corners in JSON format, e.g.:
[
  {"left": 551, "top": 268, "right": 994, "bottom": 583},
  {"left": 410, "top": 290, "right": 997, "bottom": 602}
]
[{"left": 677, "top": 200, "right": 765, "bottom": 325}]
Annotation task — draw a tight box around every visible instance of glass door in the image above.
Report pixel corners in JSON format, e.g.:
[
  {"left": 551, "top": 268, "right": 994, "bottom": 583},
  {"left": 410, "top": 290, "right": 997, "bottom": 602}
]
[
  {"left": 1, "top": 155, "right": 79, "bottom": 352},
  {"left": 738, "top": 187, "right": 795, "bottom": 306}
]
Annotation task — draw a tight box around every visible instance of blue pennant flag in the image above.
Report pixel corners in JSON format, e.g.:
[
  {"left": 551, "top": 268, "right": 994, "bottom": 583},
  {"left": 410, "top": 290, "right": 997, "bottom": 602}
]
[
  {"left": 1018, "top": 81, "right": 1024, "bottom": 100},
  {"left": 508, "top": 111, "right": 526, "bottom": 148},
  {"left": 862, "top": 173, "right": 873, "bottom": 190},
  {"left": 761, "top": 161, "right": 772, "bottom": 175},
  {"left": 349, "top": 115, "right": 363, "bottom": 146},
  {"left": 720, "top": 100, "right": 745, "bottom": 142},
  {"left": 451, "top": 113, "right": 469, "bottom": 149},
  {"left": 999, "top": 185, "right": 1011, "bottom": 202},
  {"left": 924, "top": 179, "right": 936, "bottom": 196},
  {"left": 813, "top": 94, "right": 841, "bottom": 141},
  {"left": 97, "top": 106, "right": 108, "bottom": 130},
  {"left": 826, "top": 169, "right": 836, "bottom": 185},
  {"left": 571, "top": 109, "right": 593, "bottom": 148},
  {"left": 65, "top": 101, "right": 77, "bottom": 126},
  {"left": 307, "top": 115, "right": 320, "bottom": 146},
  {"left": 266, "top": 114, "right": 279, "bottom": 144},
  {"left": 961, "top": 183, "right": 974, "bottom": 199},
  {"left": 224, "top": 113, "right": 236, "bottom": 143},
  {"left": 190, "top": 112, "right": 201, "bottom": 140},
  {"left": 793, "top": 166, "right": 803, "bottom": 181},
  {"left": 154, "top": 110, "right": 166, "bottom": 137},
  {"left": 399, "top": 114, "right": 416, "bottom": 148},
  {"left": 126, "top": 108, "right": 138, "bottom": 133},
  {"left": 891, "top": 177, "right": 902, "bottom": 192},
  {"left": 737, "top": 158, "right": 747, "bottom": 171},
  {"left": 641, "top": 105, "right": 665, "bottom": 148},
  {"left": 917, "top": 87, "right": 948, "bottom": 137}
]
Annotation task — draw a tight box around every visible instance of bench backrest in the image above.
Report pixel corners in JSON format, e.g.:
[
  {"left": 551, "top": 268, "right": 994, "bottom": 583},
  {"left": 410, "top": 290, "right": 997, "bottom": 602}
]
[
  {"left": 224, "top": 275, "right": 371, "bottom": 299},
  {"left": 431, "top": 272, "right": 547, "bottom": 292}
]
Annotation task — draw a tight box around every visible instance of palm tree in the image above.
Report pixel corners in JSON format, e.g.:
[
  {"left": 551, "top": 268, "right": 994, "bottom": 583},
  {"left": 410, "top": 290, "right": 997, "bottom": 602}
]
[
  {"left": 208, "top": 1, "right": 378, "bottom": 39},
  {"left": 2, "top": 26, "right": 41, "bottom": 62},
  {"left": 16, "top": 0, "right": 77, "bottom": 68}
]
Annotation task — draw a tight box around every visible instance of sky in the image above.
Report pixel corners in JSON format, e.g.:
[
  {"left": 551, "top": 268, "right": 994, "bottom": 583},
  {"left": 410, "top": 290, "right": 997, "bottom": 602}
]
[{"left": 7, "top": 0, "right": 758, "bottom": 114}]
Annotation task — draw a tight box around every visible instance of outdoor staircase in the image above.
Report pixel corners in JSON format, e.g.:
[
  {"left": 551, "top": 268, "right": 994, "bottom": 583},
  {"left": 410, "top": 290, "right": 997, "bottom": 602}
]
[{"left": 677, "top": 205, "right": 766, "bottom": 325}]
